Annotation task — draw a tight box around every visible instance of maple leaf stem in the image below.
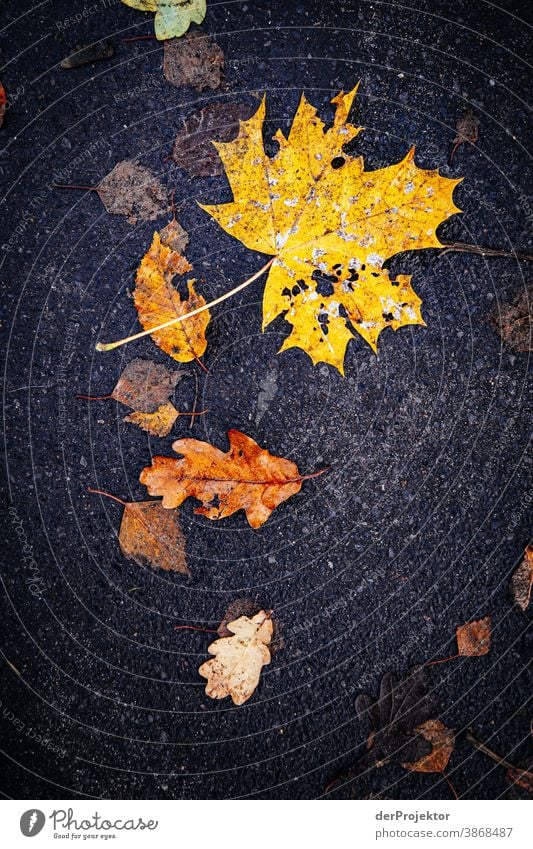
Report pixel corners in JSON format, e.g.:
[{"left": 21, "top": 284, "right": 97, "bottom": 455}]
[
  {"left": 75, "top": 393, "right": 114, "bottom": 401},
  {"left": 87, "top": 486, "right": 127, "bottom": 507},
  {"left": 95, "top": 257, "right": 276, "bottom": 353},
  {"left": 441, "top": 241, "right": 533, "bottom": 262}
]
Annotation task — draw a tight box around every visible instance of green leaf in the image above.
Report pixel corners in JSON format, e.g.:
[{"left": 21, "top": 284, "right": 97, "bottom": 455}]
[{"left": 122, "top": 0, "right": 206, "bottom": 40}]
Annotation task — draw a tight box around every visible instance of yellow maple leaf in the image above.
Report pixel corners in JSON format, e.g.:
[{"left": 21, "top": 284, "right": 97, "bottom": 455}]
[
  {"left": 133, "top": 231, "right": 210, "bottom": 365},
  {"left": 199, "top": 611, "right": 273, "bottom": 705},
  {"left": 200, "top": 84, "right": 461, "bottom": 374}
]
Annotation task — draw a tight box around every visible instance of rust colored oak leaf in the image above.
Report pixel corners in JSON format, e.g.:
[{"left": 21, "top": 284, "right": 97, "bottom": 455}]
[
  {"left": 200, "top": 84, "right": 461, "bottom": 373},
  {"left": 456, "top": 615, "right": 491, "bottom": 656},
  {"left": 124, "top": 402, "right": 179, "bottom": 436},
  {"left": 140, "top": 429, "right": 305, "bottom": 528},
  {"left": 509, "top": 544, "right": 533, "bottom": 611},
  {"left": 402, "top": 720, "right": 455, "bottom": 774},
  {"left": 119, "top": 500, "right": 189, "bottom": 574},
  {"left": 199, "top": 610, "right": 273, "bottom": 704},
  {"left": 133, "top": 231, "right": 210, "bottom": 364}
]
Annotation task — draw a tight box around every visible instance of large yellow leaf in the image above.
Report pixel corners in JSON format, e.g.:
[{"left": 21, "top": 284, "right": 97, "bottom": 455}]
[
  {"left": 200, "top": 85, "right": 462, "bottom": 374},
  {"left": 121, "top": 0, "right": 206, "bottom": 41},
  {"left": 199, "top": 611, "right": 273, "bottom": 705}
]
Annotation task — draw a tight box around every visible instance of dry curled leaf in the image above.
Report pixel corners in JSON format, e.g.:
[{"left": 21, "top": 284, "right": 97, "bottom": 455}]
[
  {"left": 492, "top": 287, "right": 532, "bottom": 352},
  {"left": 119, "top": 500, "right": 189, "bottom": 574},
  {"left": 122, "top": 0, "right": 206, "bottom": 40},
  {"left": 124, "top": 401, "right": 179, "bottom": 436},
  {"left": 61, "top": 41, "right": 114, "bottom": 68},
  {"left": 509, "top": 544, "right": 533, "bottom": 611},
  {"left": 140, "top": 429, "right": 304, "bottom": 528},
  {"left": 402, "top": 720, "right": 455, "bottom": 774},
  {"left": 133, "top": 231, "right": 210, "bottom": 363},
  {"left": 456, "top": 615, "right": 491, "bottom": 656},
  {"left": 163, "top": 31, "right": 224, "bottom": 92},
  {"left": 199, "top": 610, "right": 273, "bottom": 705},
  {"left": 171, "top": 101, "right": 256, "bottom": 177},
  {"left": 111, "top": 358, "right": 186, "bottom": 412},
  {"left": 0, "top": 82, "right": 6, "bottom": 128},
  {"left": 97, "top": 161, "right": 168, "bottom": 224},
  {"left": 450, "top": 110, "right": 480, "bottom": 163},
  {"left": 201, "top": 84, "right": 461, "bottom": 374}
]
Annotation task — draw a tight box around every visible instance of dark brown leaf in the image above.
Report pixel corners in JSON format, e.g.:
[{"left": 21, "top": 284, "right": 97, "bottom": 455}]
[
  {"left": 111, "top": 358, "right": 187, "bottom": 412},
  {"left": 163, "top": 31, "right": 224, "bottom": 92},
  {"left": 355, "top": 666, "right": 436, "bottom": 764},
  {"left": 97, "top": 160, "right": 169, "bottom": 224},
  {"left": 61, "top": 41, "right": 115, "bottom": 69},
  {"left": 509, "top": 544, "right": 533, "bottom": 610},
  {"left": 171, "top": 101, "right": 257, "bottom": 177},
  {"left": 491, "top": 287, "right": 532, "bottom": 352}
]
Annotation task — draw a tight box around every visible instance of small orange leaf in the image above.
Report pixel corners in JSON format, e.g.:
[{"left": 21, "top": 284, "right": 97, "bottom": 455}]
[
  {"left": 140, "top": 429, "right": 306, "bottom": 528},
  {"left": 133, "top": 232, "right": 210, "bottom": 364},
  {"left": 402, "top": 719, "right": 455, "bottom": 774},
  {"left": 124, "top": 402, "right": 179, "bottom": 437},
  {"left": 456, "top": 615, "right": 491, "bottom": 656},
  {"left": 119, "top": 501, "right": 189, "bottom": 575}
]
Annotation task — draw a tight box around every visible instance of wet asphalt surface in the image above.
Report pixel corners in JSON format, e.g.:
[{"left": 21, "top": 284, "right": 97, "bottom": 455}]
[{"left": 1, "top": 0, "right": 531, "bottom": 799}]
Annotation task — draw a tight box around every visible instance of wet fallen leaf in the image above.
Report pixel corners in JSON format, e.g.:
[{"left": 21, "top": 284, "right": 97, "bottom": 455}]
[
  {"left": 140, "top": 429, "right": 306, "bottom": 528},
  {"left": 402, "top": 720, "right": 455, "bottom": 773},
  {"left": 0, "top": 82, "right": 6, "bottom": 128},
  {"left": 450, "top": 110, "right": 480, "bottom": 163},
  {"left": 111, "top": 358, "right": 186, "bottom": 412},
  {"left": 491, "top": 287, "right": 532, "bottom": 352},
  {"left": 133, "top": 231, "right": 210, "bottom": 363},
  {"left": 506, "top": 766, "right": 533, "bottom": 794},
  {"left": 97, "top": 160, "right": 169, "bottom": 224},
  {"left": 355, "top": 666, "right": 436, "bottom": 765},
  {"left": 171, "top": 101, "right": 256, "bottom": 177},
  {"left": 509, "top": 545, "right": 533, "bottom": 611},
  {"left": 163, "top": 31, "right": 224, "bottom": 91},
  {"left": 122, "top": 0, "right": 206, "bottom": 40},
  {"left": 61, "top": 41, "right": 115, "bottom": 68},
  {"left": 456, "top": 615, "right": 491, "bottom": 656},
  {"left": 199, "top": 610, "right": 273, "bottom": 704},
  {"left": 119, "top": 500, "right": 189, "bottom": 574},
  {"left": 159, "top": 217, "right": 189, "bottom": 252},
  {"left": 124, "top": 401, "right": 179, "bottom": 436},
  {"left": 201, "top": 85, "right": 461, "bottom": 373}
]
